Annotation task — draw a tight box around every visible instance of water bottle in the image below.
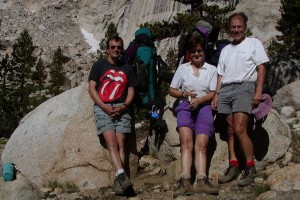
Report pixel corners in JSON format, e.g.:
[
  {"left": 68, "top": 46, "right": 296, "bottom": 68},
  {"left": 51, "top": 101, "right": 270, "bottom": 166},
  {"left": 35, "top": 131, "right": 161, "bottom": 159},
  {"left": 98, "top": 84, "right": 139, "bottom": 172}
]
[
  {"left": 151, "top": 105, "right": 159, "bottom": 119},
  {"left": 2, "top": 162, "right": 15, "bottom": 181}
]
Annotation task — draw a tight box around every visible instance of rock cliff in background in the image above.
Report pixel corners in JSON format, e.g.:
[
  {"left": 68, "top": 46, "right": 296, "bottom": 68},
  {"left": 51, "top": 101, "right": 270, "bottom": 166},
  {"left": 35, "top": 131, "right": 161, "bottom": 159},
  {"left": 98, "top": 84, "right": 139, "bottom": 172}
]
[
  {"left": 77, "top": 0, "right": 189, "bottom": 46},
  {"left": 1, "top": 0, "right": 281, "bottom": 52},
  {"left": 0, "top": 0, "right": 282, "bottom": 88}
]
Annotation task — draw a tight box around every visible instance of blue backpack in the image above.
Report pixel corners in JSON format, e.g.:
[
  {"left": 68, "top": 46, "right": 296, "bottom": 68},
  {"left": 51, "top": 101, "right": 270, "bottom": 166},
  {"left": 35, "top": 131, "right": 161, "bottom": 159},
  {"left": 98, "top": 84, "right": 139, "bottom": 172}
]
[
  {"left": 123, "top": 27, "right": 167, "bottom": 129},
  {"left": 136, "top": 45, "right": 156, "bottom": 106}
]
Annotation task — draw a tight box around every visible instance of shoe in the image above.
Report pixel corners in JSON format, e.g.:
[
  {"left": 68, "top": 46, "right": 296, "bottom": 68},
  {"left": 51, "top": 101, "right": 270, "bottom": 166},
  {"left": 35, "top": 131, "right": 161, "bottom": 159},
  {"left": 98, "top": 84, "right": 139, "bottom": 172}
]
[
  {"left": 173, "top": 177, "right": 194, "bottom": 198},
  {"left": 194, "top": 176, "right": 219, "bottom": 195},
  {"left": 218, "top": 164, "right": 240, "bottom": 184},
  {"left": 113, "top": 177, "right": 124, "bottom": 195},
  {"left": 115, "top": 173, "right": 133, "bottom": 191},
  {"left": 238, "top": 166, "right": 256, "bottom": 187}
]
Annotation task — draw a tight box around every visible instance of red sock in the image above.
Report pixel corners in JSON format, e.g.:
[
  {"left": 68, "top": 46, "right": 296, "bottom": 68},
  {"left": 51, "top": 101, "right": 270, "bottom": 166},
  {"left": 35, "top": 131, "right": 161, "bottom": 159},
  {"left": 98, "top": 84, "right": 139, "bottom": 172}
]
[
  {"left": 245, "top": 161, "right": 255, "bottom": 166},
  {"left": 229, "top": 160, "right": 239, "bottom": 167}
]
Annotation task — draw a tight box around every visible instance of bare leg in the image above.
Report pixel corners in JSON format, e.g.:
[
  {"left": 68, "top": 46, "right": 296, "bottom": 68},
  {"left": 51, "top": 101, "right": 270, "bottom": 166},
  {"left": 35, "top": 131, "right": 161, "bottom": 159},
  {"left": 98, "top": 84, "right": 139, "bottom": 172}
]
[
  {"left": 226, "top": 114, "right": 238, "bottom": 161},
  {"left": 178, "top": 127, "right": 194, "bottom": 177},
  {"left": 116, "top": 133, "right": 126, "bottom": 165},
  {"left": 103, "top": 130, "right": 123, "bottom": 170},
  {"left": 233, "top": 112, "right": 254, "bottom": 162},
  {"left": 194, "top": 134, "right": 209, "bottom": 176},
  {"left": 194, "top": 134, "right": 219, "bottom": 194}
]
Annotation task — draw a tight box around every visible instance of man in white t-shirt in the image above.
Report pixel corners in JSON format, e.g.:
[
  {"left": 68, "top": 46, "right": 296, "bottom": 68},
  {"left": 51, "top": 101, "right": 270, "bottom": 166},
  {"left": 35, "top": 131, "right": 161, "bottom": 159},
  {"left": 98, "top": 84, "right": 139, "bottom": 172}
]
[{"left": 211, "top": 12, "right": 269, "bottom": 187}]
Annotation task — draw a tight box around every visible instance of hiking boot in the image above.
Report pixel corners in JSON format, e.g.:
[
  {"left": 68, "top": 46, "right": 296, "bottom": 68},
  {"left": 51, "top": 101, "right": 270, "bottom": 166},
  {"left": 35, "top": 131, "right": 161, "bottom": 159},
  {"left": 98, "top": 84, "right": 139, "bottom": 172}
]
[
  {"left": 238, "top": 166, "right": 256, "bottom": 187},
  {"left": 173, "top": 177, "right": 194, "bottom": 198},
  {"left": 218, "top": 164, "right": 240, "bottom": 184},
  {"left": 113, "top": 177, "right": 124, "bottom": 195},
  {"left": 194, "top": 176, "right": 219, "bottom": 195},
  {"left": 115, "top": 173, "right": 133, "bottom": 191}
]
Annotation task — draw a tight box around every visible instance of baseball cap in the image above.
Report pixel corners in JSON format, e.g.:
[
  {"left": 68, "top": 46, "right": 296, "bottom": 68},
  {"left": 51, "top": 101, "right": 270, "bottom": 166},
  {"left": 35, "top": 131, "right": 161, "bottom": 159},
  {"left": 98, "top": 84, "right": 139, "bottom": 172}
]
[{"left": 251, "top": 93, "right": 273, "bottom": 120}]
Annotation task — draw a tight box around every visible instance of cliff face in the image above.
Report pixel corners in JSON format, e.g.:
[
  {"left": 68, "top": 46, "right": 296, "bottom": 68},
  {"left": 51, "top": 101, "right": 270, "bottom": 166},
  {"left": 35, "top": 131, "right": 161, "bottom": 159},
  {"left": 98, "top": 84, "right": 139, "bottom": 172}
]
[
  {"left": 0, "top": 0, "right": 281, "bottom": 50},
  {"left": 1, "top": 0, "right": 189, "bottom": 46},
  {"left": 0, "top": 0, "right": 282, "bottom": 87},
  {"left": 78, "top": 0, "right": 189, "bottom": 45}
]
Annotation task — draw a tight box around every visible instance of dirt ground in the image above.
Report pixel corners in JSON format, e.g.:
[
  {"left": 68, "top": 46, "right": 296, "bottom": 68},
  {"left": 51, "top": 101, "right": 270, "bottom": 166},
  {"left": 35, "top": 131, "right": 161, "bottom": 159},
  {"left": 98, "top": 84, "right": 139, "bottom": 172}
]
[
  {"left": 2, "top": 128, "right": 299, "bottom": 200},
  {"left": 65, "top": 170, "right": 260, "bottom": 200},
  {"left": 0, "top": 134, "right": 259, "bottom": 200}
]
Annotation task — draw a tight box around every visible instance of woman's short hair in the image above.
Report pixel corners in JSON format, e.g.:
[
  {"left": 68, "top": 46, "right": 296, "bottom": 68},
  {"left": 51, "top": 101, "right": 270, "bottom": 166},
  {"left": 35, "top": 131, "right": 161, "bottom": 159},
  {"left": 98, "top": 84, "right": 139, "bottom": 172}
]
[{"left": 187, "top": 35, "right": 207, "bottom": 52}]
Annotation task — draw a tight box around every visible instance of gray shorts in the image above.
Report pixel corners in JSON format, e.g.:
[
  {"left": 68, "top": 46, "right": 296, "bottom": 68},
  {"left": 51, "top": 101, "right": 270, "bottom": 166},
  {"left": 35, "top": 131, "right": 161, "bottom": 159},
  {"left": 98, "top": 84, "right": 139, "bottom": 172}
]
[
  {"left": 217, "top": 82, "right": 255, "bottom": 114},
  {"left": 93, "top": 103, "right": 132, "bottom": 135}
]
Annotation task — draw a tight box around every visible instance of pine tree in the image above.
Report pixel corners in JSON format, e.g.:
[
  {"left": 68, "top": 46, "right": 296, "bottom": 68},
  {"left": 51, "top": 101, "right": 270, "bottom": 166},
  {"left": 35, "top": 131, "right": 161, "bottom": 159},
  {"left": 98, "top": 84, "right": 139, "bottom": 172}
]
[
  {"left": 0, "top": 54, "right": 10, "bottom": 93},
  {"left": 97, "top": 22, "right": 119, "bottom": 59},
  {"left": 32, "top": 57, "right": 47, "bottom": 92},
  {"left": 1, "top": 30, "right": 37, "bottom": 137},
  {"left": 0, "top": 54, "right": 16, "bottom": 137},
  {"left": 105, "top": 22, "right": 119, "bottom": 38},
  {"left": 9, "top": 29, "right": 36, "bottom": 119},
  {"left": 141, "top": 1, "right": 234, "bottom": 39},
  {"left": 268, "top": 0, "right": 300, "bottom": 57},
  {"left": 48, "top": 46, "right": 66, "bottom": 96},
  {"left": 31, "top": 57, "right": 48, "bottom": 107}
]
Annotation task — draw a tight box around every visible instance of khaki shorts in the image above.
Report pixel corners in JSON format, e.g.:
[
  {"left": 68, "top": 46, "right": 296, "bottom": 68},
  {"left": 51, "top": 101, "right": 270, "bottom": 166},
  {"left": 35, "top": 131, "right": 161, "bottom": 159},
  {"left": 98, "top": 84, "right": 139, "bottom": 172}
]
[
  {"left": 217, "top": 82, "right": 255, "bottom": 114},
  {"left": 93, "top": 103, "right": 132, "bottom": 135}
]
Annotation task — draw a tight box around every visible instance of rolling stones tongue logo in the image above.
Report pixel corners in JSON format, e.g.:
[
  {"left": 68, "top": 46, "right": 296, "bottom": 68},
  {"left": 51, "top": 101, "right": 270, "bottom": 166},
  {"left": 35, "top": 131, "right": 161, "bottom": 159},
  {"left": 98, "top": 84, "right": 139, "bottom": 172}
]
[{"left": 98, "top": 69, "right": 128, "bottom": 102}]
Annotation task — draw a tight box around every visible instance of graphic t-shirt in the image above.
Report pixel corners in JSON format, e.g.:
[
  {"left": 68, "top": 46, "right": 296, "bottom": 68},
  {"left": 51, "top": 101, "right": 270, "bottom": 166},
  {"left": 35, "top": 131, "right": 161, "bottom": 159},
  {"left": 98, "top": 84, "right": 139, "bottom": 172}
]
[{"left": 88, "top": 59, "right": 137, "bottom": 103}]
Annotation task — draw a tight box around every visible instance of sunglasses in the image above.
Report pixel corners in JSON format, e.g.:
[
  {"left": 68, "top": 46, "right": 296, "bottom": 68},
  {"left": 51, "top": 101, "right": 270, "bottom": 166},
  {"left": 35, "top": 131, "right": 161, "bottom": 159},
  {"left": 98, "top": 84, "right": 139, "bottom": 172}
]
[
  {"left": 110, "top": 45, "right": 123, "bottom": 50},
  {"left": 189, "top": 48, "right": 204, "bottom": 54}
]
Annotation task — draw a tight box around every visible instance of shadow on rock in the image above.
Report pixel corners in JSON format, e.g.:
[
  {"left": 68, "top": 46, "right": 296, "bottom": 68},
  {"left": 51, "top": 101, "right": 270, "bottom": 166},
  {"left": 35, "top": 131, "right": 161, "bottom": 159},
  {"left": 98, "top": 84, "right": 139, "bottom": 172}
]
[{"left": 250, "top": 125, "right": 270, "bottom": 161}]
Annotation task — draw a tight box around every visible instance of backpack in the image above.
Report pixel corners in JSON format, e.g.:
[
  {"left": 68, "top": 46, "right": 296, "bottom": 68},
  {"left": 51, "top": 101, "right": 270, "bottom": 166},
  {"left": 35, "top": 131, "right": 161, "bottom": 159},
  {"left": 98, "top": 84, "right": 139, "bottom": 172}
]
[
  {"left": 176, "top": 20, "right": 229, "bottom": 67},
  {"left": 207, "top": 39, "right": 231, "bottom": 66},
  {"left": 123, "top": 27, "right": 167, "bottom": 129}
]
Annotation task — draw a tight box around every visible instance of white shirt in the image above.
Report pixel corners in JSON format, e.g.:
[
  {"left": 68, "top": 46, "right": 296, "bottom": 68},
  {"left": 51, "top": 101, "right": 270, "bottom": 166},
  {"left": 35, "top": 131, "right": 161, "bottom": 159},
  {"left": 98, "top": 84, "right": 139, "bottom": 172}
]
[
  {"left": 217, "top": 37, "right": 270, "bottom": 85},
  {"left": 170, "top": 62, "right": 217, "bottom": 98}
]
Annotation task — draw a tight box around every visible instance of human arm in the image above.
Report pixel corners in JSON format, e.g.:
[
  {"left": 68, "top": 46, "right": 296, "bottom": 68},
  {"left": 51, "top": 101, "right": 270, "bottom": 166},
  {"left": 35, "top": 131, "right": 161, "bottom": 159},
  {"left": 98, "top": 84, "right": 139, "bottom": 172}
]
[
  {"left": 114, "top": 86, "right": 135, "bottom": 113},
  {"left": 211, "top": 74, "right": 222, "bottom": 110},
  {"left": 168, "top": 87, "right": 197, "bottom": 99},
  {"left": 88, "top": 80, "right": 119, "bottom": 117},
  {"left": 190, "top": 91, "right": 216, "bottom": 110},
  {"left": 168, "top": 87, "right": 186, "bottom": 98},
  {"left": 253, "top": 64, "right": 266, "bottom": 107}
]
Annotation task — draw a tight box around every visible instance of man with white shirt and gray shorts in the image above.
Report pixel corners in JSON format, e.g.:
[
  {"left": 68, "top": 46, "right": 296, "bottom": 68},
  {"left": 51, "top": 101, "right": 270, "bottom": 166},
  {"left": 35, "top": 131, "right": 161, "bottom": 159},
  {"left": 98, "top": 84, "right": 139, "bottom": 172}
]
[{"left": 211, "top": 12, "right": 269, "bottom": 187}]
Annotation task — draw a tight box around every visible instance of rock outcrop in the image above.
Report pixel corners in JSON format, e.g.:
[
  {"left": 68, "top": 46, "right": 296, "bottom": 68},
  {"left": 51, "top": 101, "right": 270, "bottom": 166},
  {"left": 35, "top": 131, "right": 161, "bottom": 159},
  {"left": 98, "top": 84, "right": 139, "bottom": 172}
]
[
  {"left": 273, "top": 80, "right": 300, "bottom": 112},
  {"left": 0, "top": 173, "right": 44, "bottom": 200},
  {"left": 266, "top": 53, "right": 300, "bottom": 95},
  {"left": 1, "top": 83, "right": 139, "bottom": 190},
  {"left": 267, "top": 163, "right": 300, "bottom": 192},
  {"left": 1, "top": 84, "right": 292, "bottom": 190}
]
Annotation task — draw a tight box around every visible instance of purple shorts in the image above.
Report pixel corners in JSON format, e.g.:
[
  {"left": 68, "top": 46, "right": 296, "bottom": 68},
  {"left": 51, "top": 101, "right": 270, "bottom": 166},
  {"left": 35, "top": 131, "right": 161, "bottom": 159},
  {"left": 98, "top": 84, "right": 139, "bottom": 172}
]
[{"left": 175, "top": 101, "right": 214, "bottom": 136}]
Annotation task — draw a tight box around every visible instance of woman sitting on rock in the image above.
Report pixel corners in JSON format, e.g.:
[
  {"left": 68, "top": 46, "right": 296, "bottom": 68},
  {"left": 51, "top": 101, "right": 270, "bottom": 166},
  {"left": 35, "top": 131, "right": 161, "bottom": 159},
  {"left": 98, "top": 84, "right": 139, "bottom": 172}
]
[{"left": 169, "top": 35, "right": 219, "bottom": 197}]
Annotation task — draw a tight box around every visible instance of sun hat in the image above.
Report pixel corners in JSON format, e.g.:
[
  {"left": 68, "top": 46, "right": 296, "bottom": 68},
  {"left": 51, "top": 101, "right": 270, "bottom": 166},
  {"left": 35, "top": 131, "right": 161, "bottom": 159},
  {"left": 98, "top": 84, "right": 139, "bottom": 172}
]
[
  {"left": 251, "top": 93, "right": 273, "bottom": 120},
  {"left": 194, "top": 20, "right": 213, "bottom": 39},
  {"left": 196, "top": 20, "right": 213, "bottom": 34}
]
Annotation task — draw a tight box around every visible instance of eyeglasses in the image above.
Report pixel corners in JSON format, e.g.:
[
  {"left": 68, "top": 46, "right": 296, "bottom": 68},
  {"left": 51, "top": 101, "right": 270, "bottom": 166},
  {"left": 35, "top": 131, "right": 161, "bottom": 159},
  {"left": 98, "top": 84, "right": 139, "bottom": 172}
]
[
  {"left": 110, "top": 45, "right": 123, "bottom": 50},
  {"left": 189, "top": 48, "right": 204, "bottom": 54}
]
